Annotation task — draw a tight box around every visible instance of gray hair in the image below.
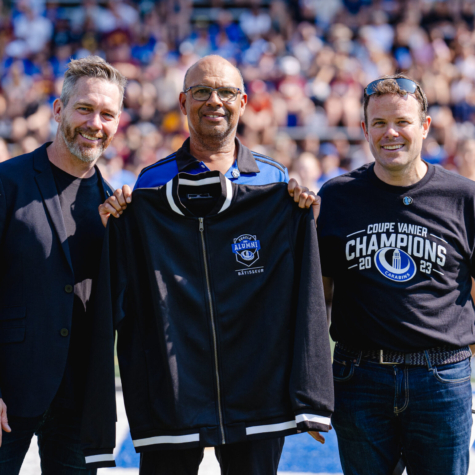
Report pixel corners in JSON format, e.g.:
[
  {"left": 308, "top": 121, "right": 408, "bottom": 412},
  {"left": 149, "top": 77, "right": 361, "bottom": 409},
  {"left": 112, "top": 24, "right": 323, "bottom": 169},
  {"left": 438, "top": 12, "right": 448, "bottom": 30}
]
[
  {"left": 183, "top": 55, "right": 246, "bottom": 94},
  {"left": 60, "top": 56, "right": 127, "bottom": 108}
]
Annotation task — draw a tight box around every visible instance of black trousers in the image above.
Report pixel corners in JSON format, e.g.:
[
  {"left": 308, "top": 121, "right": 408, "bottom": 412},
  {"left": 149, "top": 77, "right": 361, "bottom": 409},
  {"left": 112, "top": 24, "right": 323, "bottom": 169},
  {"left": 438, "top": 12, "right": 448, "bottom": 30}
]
[{"left": 139, "top": 437, "right": 285, "bottom": 475}]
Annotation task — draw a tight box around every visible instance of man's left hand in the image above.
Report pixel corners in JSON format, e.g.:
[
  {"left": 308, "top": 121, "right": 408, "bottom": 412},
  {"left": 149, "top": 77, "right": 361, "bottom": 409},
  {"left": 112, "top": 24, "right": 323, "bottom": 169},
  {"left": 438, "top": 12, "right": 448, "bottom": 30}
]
[{"left": 287, "top": 178, "right": 321, "bottom": 222}]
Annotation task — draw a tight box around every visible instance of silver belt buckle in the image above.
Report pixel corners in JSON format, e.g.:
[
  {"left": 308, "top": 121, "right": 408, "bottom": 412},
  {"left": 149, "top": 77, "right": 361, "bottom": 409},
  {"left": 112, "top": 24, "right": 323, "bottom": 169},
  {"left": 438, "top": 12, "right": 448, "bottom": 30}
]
[{"left": 379, "top": 350, "right": 402, "bottom": 365}]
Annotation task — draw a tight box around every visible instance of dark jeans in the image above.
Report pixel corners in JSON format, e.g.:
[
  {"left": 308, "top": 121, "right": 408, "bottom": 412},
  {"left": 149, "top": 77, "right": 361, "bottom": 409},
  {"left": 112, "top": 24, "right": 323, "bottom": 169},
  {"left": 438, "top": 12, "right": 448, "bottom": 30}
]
[
  {"left": 0, "top": 405, "right": 96, "bottom": 475},
  {"left": 332, "top": 347, "right": 472, "bottom": 475},
  {"left": 139, "top": 437, "right": 285, "bottom": 475}
]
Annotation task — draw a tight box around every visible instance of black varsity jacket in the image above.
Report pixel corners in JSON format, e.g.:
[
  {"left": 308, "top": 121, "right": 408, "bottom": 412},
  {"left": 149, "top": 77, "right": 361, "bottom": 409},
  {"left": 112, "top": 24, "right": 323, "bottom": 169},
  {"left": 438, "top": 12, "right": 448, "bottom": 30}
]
[{"left": 81, "top": 171, "right": 333, "bottom": 468}]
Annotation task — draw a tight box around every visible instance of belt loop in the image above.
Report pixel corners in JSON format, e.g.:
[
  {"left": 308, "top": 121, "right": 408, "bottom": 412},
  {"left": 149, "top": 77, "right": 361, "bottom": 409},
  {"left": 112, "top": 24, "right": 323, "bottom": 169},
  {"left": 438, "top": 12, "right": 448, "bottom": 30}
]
[
  {"left": 355, "top": 351, "right": 362, "bottom": 367},
  {"left": 423, "top": 350, "right": 432, "bottom": 370}
]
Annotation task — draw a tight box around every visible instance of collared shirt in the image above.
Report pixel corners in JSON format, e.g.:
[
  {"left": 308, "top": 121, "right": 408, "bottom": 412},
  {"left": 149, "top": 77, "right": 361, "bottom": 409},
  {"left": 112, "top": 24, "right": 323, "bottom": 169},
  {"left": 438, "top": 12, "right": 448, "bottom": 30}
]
[{"left": 134, "top": 138, "right": 289, "bottom": 189}]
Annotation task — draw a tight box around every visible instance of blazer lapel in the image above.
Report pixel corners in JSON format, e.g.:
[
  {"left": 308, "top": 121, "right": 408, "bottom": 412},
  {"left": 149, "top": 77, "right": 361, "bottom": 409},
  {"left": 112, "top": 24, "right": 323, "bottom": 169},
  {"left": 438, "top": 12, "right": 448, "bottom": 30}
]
[{"left": 33, "top": 144, "right": 73, "bottom": 272}]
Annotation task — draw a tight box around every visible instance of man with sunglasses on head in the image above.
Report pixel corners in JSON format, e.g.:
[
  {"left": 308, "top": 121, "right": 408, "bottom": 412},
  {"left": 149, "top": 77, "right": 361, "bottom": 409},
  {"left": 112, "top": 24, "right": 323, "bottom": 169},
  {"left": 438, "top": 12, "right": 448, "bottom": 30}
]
[{"left": 317, "top": 74, "right": 475, "bottom": 475}]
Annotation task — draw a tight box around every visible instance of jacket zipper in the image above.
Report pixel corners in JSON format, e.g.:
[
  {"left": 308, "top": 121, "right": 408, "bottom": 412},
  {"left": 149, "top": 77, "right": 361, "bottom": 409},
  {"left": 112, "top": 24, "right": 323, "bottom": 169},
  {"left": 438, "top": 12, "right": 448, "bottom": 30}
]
[{"left": 199, "top": 217, "right": 226, "bottom": 444}]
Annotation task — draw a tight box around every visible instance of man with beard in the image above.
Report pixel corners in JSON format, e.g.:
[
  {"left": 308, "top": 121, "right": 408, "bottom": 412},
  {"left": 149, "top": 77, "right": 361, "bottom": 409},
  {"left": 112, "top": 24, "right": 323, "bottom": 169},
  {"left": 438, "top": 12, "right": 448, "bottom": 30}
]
[{"left": 0, "top": 56, "right": 125, "bottom": 474}]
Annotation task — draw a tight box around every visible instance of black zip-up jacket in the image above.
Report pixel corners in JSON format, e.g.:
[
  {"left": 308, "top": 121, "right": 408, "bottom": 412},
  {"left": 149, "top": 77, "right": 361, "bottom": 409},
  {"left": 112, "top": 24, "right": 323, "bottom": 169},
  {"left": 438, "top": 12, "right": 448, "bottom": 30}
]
[{"left": 81, "top": 171, "right": 333, "bottom": 468}]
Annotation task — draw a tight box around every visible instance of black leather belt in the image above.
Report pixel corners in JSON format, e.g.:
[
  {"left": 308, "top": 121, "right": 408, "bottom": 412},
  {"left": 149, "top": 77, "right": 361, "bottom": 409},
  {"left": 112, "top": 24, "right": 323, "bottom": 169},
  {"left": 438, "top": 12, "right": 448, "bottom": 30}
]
[{"left": 336, "top": 342, "right": 472, "bottom": 366}]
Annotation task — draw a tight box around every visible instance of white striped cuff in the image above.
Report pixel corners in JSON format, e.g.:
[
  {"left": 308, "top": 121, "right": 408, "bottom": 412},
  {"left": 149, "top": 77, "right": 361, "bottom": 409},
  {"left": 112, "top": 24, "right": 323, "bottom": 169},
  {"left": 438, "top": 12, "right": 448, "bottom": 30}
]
[
  {"left": 295, "top": 413, "right": 331, "bottom": 426},
  {"left": 246, "top": 414, "right": 331, "bottom": 437},
  {"left": 85, "top": 453, "right": 115, "bottom": 464},
  {"left": 133, "top": 433, "right": 200, "bottom": 448}
]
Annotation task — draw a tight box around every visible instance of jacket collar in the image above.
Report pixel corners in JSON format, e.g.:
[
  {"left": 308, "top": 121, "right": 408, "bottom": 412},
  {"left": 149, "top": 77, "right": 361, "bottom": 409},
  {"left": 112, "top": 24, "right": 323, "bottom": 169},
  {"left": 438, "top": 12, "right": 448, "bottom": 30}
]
[
  {"left": 176, "top": 138, "right": 260, "bottom": 174},
  {"left": 165, "top": 171, "right": 233, "bottom": 217}
]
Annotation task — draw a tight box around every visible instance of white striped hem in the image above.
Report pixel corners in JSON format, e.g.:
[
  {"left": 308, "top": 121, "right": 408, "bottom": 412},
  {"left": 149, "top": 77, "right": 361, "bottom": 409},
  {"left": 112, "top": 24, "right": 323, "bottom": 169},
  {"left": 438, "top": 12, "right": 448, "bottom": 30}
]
[
  {"left": 85, "top": 453, "right": 115, "bottom": 464},
  {"left": 133, "top": 433, "right": 200, "bottom": 447},
  {"left": 246, "top": 420, "right": 296, "bottom": 435},
  {"left": 295, "top": 413, "right": 331, "bottom": 426}
]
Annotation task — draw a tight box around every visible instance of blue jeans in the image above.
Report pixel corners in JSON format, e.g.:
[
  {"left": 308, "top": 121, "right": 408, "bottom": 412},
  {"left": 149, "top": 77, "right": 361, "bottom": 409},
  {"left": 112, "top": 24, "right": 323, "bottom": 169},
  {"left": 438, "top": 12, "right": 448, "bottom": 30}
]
[
  {"left": 332, "top": 347, "right": 472, "bottom": 475},
  {"left": 0, "top": 405, "right": 96, "bottom": 475}
]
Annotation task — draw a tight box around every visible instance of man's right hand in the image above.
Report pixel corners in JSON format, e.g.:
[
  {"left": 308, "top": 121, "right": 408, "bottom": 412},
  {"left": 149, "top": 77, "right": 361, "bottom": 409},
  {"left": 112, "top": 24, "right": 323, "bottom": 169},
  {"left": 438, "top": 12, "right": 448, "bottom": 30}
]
[
  {"left": 308, "top": 431, "right": 326, "bottom": 444},
  {"left": 0, "top": 398, "right": 11, "bottom": 447},
  {"left": 99, "top": 185, "right": 132, "bottom": 228}
]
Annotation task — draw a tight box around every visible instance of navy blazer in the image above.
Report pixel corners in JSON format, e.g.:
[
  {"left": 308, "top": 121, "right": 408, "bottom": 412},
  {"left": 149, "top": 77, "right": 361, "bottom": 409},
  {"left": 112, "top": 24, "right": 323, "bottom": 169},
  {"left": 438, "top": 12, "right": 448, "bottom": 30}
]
[{"left": 0, "top": 143, "right": 112, "bottom": 417}]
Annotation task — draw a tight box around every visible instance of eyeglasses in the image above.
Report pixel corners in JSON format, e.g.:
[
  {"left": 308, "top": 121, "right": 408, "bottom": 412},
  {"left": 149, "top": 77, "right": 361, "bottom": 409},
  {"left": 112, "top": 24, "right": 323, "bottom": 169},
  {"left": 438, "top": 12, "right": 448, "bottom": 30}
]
[
  {"left": 183, "top": 85, "right": 243, "bottom": 103},
  {"left": 364, "top": 78, "right": 427, "bottom": 111}
]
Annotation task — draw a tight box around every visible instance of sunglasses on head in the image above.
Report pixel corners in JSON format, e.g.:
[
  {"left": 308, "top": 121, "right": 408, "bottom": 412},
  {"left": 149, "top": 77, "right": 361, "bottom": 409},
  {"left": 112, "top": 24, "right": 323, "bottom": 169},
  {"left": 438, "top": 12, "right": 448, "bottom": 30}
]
[{"left": 364, "top": 78, "right": 427, "bottom": 110}]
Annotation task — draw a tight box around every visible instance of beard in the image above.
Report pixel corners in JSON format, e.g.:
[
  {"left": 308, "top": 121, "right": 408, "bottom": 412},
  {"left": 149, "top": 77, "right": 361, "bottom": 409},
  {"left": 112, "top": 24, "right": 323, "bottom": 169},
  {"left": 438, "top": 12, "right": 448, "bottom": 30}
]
[
  {"left": 60, "top": 120, "right": 109, "bottom": 164},
  {"left": 193, "top": 111, "right": 237, "bottom": 145}
]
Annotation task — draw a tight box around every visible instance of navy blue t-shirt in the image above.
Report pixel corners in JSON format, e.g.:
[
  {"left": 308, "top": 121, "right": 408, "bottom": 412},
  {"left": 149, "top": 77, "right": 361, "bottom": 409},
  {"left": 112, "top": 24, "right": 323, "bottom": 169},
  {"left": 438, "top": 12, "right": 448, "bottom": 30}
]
[{"left": 318, "top": 163, "right": 475, "bottom": 352}]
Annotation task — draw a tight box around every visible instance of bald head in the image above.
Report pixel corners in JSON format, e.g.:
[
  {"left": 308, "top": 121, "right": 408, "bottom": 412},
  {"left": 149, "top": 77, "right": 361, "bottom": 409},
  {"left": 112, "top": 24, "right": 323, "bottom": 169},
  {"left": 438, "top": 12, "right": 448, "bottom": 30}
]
[{"left": 183, "top": 55, "right": 245, "bottom": 93}]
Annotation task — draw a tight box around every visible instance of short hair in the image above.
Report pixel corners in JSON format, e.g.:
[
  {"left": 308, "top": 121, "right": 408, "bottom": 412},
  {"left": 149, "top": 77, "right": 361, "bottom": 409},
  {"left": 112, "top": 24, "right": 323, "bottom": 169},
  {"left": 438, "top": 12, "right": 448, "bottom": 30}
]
[
  {"left": 60, "top": 56, "right": 127, "bottom": 109},
  {"left": 363, "top": 74, "right": 428, "bottom": 127},
  {"left": 183, "top": 55, "right": 246, "bottom": 94}
]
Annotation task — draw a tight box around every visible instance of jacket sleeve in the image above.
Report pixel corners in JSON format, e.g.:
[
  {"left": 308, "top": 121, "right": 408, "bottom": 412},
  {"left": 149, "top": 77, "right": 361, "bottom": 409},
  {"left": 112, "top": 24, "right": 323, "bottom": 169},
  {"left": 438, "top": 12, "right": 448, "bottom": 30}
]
[
  {"left": 289, "top": 207, "right": 334, "bottom": 433},
  {"left": 0, "top": 176, "right": 4, "bottom": 400},
  {"left": 80, "top": 220, "right": 128, "bottom": 468}
]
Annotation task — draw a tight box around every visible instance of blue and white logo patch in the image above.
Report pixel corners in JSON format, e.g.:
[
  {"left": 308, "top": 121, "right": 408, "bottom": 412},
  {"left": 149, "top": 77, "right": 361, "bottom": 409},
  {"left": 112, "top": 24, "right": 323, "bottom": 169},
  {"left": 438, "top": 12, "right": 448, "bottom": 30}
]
[
  {"left": 232, "top": 234, "right": 261, "bottom": 267},
  {"left": 374, "top": 247, "right": 416, "bottom": 282}
]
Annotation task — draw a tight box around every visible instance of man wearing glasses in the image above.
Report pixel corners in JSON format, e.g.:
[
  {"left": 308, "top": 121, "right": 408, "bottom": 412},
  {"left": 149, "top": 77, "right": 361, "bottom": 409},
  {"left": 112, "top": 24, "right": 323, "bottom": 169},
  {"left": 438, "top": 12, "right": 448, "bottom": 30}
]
[
  {"left": 317, "top": 75, "right": 475, "bottom": 475},
  {"left": 99, "top": 55, "right": 318, "bottom": 222}
]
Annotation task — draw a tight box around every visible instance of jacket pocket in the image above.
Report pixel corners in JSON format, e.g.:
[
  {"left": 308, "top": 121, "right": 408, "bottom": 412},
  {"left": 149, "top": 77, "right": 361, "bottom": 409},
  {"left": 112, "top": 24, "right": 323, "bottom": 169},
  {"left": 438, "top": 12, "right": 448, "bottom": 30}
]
[{"left": 0, "top": 306, "right": 26, "bottom": 343}]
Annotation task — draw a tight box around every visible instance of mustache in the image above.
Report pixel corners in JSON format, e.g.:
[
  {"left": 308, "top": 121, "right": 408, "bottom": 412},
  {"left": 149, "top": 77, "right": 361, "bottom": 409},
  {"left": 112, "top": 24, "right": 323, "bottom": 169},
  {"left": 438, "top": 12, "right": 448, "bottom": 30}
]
[
  {"left": 74, "top": 128, "right": 107, "bottom": 140},
  {"left": 200, "top": 109, "right": 228, "bottom": 117}
]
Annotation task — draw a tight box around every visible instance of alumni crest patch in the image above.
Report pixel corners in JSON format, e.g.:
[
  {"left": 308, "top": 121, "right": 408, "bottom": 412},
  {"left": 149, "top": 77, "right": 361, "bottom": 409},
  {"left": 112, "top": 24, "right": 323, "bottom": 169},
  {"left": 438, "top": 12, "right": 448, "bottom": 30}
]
[{"left": 232, "top": 234, "right": 261, "bottom": 267}]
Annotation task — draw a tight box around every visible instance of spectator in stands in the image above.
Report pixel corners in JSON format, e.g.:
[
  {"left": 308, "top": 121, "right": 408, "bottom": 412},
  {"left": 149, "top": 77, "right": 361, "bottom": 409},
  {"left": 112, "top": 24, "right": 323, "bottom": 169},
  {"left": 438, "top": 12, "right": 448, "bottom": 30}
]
[
  {"left": 292, "top": 151, "right": 322, "bottom": 190},
  {"left": 455, "top": 138, "right": 475, "bottom": 181},
  {"left": 240, "top": 0, "right": 272, "bottom": 40},
  {"left": 317, "top": 142, "right": 346, "bottom": 187}
]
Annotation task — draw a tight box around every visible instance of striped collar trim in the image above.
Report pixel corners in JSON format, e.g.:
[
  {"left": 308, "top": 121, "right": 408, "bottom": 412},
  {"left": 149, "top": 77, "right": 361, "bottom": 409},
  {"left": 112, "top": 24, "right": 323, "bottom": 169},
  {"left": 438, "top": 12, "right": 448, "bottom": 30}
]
[{"left": 165, "top": 171, "right": 233, "bottom": 217}]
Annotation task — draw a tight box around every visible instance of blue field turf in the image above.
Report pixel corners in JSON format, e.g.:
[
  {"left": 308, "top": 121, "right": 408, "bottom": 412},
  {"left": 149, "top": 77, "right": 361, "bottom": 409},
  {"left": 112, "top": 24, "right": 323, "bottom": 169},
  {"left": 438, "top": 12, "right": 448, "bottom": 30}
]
[
  {"left": 116, "top": 430, "right": 343, "bottom": 472},
  {"left": 279, "top": 431, "right": 343, "bottom": 472}
]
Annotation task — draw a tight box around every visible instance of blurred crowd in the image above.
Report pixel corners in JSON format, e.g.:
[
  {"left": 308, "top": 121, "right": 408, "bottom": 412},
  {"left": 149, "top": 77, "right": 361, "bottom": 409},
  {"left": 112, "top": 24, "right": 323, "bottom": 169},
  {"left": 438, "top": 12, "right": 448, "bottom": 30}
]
[{"left": 1, "top": 0, "right": 475, "bottom": 191}]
